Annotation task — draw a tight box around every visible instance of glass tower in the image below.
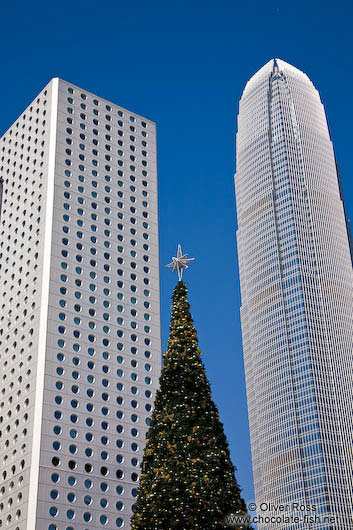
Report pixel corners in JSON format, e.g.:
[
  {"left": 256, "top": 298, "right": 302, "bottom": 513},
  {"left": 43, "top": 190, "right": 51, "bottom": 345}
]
[
  {"left": 235, "top": 59, "right": 353, "bottom": 529},
  {"left": 0, "top": 78, "right": 161, "bottom": 530}
]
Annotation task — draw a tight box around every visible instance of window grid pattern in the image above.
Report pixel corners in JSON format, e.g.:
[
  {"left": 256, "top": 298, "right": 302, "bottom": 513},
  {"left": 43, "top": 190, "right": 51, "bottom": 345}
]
[
  {"left": 235, "top": 59, "right": 353, "bottom": 530},
  {"left": 0, "top": 78, "right": 161, "bottom": 530},
  {"left": 0, "top": 84, "right": 52, "bottom": 530},
  {"left": 37, "top": 81, "right": 160, "bottom": 530}
]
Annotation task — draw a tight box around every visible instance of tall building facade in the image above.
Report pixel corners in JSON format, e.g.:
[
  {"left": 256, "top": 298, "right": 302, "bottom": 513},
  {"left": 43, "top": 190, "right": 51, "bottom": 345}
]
[
  {"left": 235, "top": 59, "right": 353, "bottom": 529},
  {"left": 0, "top": 79, "right": 161, "bottom": 530}
]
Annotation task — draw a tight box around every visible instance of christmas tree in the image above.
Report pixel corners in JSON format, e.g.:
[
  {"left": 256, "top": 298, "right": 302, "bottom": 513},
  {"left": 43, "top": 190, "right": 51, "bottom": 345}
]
[{"left": 131, "top": 280, "right": 249, "bottom": 530}]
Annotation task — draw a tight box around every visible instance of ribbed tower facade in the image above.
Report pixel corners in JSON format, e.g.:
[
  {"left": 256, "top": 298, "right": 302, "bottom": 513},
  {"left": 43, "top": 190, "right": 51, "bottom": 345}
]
[
  {"left": 235, "top": 59, "right": 353, "bottom": 529},
  {"left": 0, "top": 79, "right": 161, "bottom": 530}
]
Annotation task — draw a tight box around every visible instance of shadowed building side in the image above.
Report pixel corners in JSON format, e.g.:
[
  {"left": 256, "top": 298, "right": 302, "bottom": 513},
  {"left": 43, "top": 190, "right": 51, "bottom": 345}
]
[
  {"left": 0, "top": 177, "right": 3, "bottom": 219},
  {"left": 336, "top": 160, "right": 353, "bottom": 265}
]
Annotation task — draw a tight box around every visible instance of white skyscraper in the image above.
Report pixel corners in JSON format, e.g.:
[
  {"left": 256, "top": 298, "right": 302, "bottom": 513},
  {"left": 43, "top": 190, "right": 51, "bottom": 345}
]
[
  {"left": 0, "top": 78, "right": 161, "bottom": 530},
  {"left": 235, "top": 59, "right": 353, "bottom": 529}
]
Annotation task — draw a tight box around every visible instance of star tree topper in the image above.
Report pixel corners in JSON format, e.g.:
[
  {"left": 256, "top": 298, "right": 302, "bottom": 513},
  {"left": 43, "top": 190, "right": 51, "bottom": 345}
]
[{"left": 165, "top": 244, "right": 195, "bottom": 281}]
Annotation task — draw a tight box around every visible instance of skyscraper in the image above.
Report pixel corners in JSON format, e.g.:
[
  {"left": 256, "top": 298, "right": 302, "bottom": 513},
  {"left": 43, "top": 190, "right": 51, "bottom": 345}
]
[
  {"left": 235, "top": 59, "right": 353, "bottom": 528},
  {"left": 0, "top": 78, "right": 161, "bottom": 530}
]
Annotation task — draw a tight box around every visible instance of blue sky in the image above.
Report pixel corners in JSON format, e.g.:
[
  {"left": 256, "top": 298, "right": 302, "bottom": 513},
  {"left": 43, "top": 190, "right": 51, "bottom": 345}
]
[{"left": 1, "top": 0, "right": 353, "bottom": 507}]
